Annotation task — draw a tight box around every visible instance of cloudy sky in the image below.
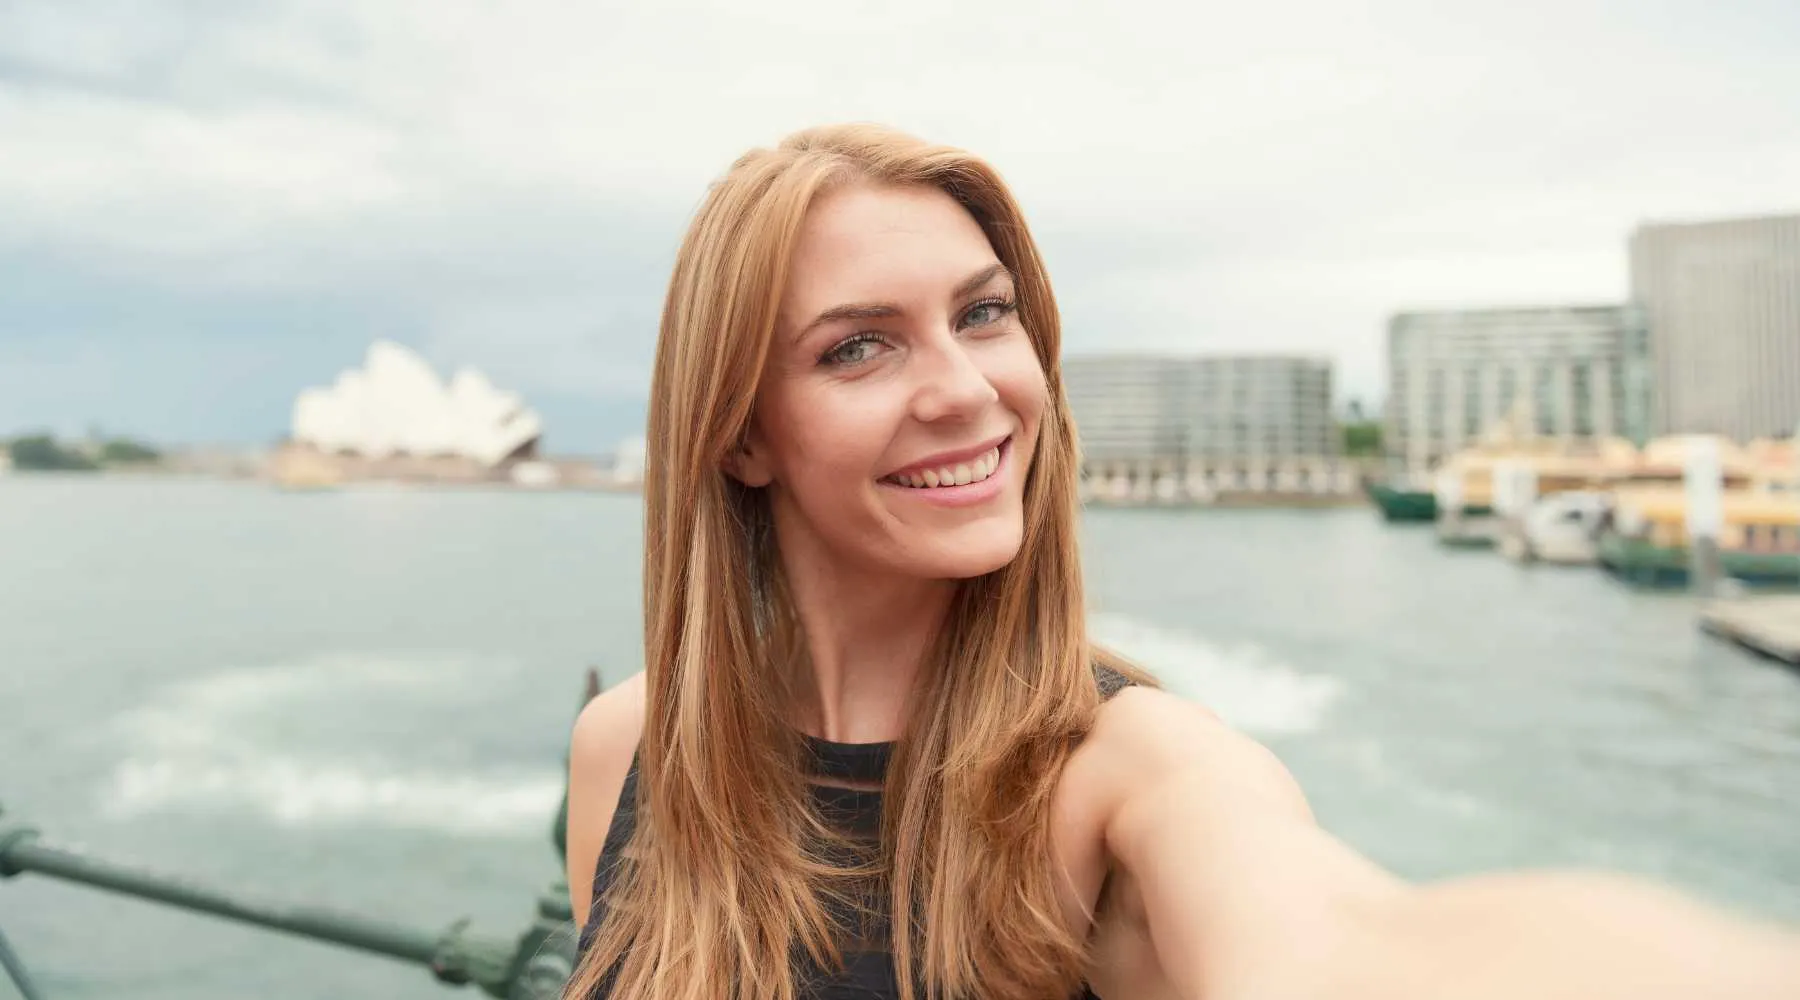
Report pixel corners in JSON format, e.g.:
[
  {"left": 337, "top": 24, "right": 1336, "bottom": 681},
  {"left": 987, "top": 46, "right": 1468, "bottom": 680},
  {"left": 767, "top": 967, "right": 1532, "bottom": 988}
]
[{"left": 3, "top": 1, "right": 1796, "bottom": 452}]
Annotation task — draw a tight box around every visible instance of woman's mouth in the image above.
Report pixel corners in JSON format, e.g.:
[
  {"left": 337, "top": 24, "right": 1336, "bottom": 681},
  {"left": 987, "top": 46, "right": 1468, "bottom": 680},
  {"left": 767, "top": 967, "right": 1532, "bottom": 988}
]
[{"left": 881, "top": 441, "right": 1005, "bottom": 489}]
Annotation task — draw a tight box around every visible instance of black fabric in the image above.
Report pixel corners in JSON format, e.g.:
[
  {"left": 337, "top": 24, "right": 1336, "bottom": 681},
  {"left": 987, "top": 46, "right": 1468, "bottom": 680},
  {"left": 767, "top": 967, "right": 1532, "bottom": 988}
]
[
  {"left": 576, "top": 663, "right": 1134, "bottom": 999},
  {"left": 804, "top": 734, "right": 892, "bottom": 784}
]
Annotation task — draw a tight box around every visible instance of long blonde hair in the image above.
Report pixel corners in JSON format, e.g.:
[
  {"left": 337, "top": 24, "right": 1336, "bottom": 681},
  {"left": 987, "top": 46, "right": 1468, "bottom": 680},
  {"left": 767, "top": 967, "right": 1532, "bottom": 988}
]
[{"left": 566, "top": 123, "right": 1147, "bottom": 1000}]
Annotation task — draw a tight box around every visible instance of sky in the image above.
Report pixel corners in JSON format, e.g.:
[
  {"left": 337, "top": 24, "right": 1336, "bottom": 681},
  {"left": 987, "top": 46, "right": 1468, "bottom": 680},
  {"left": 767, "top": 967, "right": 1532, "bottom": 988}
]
[{"left": 2, "top": 1, "right": 1797, "bottom": 453}]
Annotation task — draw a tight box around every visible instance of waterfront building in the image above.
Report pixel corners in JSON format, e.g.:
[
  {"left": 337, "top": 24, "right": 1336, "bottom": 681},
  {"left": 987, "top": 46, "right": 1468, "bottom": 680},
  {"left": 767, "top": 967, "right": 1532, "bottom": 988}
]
[
  {"left": 1063, "top": 353, "right": 1352, "bottom": 502},
  {"left": 1629, "top": 212, "right": 1800, "bottom": 441},
  {"left": 270, "top": 341, "right": 547, "bottom": 488},
  {"left": 289, "top": 340, "right": 543, "bottom": 468},
  {"left": 1383, "top": 305, "right": 1651, "bottom": 471}
]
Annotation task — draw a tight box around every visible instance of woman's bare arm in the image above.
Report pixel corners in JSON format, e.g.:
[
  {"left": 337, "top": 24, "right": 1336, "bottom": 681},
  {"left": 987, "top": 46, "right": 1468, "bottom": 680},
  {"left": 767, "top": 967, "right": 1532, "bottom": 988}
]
[{"left": 1098, "top": 686, "right": 1800, "bottom": 1000}]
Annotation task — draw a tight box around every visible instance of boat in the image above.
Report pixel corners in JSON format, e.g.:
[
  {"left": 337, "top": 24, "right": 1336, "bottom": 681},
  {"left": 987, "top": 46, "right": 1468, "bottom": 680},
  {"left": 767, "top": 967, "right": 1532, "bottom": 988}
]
[
  {"left": 1429, "top": 405, "right": 1638, "bottom": 550},
  {"left": 1499, "top": 490, "right": 1615, "bottom": 565},
  {"left": 1365, "top": 465, "right": 1489, "bottom": 523},
  {"left": 1367, "top": 479, "right": 1470, "bottom": 522},
  {"left": 1612, "top": 434, "right": 1761, "bottom": 491},
  {"left": 1744, "top": 435, "right": 1799, "bottom": 495},
  {"left": 1598, "top": 488, "right": 1800, "bottom": 588}
]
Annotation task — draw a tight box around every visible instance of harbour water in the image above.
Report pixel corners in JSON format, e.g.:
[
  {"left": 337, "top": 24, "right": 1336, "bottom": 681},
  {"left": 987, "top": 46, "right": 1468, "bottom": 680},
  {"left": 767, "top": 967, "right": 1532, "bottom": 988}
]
[{"left": 2, "top": 476, "right": 1797, "bottom": 999}]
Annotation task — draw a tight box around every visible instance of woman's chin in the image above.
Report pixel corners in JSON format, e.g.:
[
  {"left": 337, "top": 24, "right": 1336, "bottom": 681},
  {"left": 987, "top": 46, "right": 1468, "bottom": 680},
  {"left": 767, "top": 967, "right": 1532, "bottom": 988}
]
[{"left": 898, "top": 527, "right": 1024, "bottom": 581}]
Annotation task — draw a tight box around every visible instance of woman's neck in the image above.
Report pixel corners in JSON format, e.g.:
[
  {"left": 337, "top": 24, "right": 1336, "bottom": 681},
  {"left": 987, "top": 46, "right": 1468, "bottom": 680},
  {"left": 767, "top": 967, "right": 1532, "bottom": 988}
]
[{"left": 776, "top": 530, "right": 954, "bottom": 746}]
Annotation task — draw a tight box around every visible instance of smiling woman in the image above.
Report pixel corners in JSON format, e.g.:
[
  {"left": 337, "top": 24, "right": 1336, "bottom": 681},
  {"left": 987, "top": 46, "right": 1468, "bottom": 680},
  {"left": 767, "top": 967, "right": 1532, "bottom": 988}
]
[{"left": 559, "top": 123, "right": 1800, "bottom": 1000}]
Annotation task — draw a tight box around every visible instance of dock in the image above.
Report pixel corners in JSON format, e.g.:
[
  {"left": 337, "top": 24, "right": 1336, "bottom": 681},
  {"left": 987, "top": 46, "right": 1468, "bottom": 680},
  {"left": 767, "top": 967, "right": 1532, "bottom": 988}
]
[{"left": 1699, "top": 595, "right": 1800, "bottom": 666}]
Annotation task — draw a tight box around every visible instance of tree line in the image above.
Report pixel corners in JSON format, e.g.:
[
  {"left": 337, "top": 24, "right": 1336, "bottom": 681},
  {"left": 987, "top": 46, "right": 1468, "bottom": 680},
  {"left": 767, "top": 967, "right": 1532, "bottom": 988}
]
[{"left": 4, "top": 433, "right": 162, "bottom": 472}]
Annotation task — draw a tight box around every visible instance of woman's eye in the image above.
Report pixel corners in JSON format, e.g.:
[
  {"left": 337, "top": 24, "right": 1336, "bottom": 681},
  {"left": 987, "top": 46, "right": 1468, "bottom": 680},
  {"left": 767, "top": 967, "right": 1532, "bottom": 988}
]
[
  {"left": 962, "top": 298, "right": 1016, "bottom": 329},
  {"left": 820, "top": 334, "right": 884, "bottom": 367}
]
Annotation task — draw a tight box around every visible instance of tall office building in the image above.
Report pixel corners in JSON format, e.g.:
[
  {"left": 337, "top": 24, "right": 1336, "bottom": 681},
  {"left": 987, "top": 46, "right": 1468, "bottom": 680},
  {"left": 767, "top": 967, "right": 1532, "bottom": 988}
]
[
  {"left": 1384, "top": 305, "right": 1651, "bottom": 470},
  {"left": 1630, "top": 213, "right": 1800, "bottom": 441},
  {"left": 1064, "top": 353, "right": 1336, "bottom": 464}
]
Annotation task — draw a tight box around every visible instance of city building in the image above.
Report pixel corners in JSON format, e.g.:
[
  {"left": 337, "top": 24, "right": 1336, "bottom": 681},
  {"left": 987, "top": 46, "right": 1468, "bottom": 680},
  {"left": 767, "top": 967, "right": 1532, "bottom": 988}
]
[
  {"left": 289, "top": 340, "right": 544, "bottom": 468},
  {"left": 270, "top": 340, "right": 547, "bottom": 488},
  {"left": 1383, "top": 305, "right": 1652, "bottom": 471},
  {"left": 1063, "top": 353, "right": 1349, "bottom": 501},
  {"left": 1629, "top": 212, "right": 1800, "bottom": 441}
]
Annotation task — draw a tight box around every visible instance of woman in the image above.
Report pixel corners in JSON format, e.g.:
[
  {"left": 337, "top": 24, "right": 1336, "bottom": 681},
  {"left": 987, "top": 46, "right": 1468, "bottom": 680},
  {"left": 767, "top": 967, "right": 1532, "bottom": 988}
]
[{"left": 563, "top": 124, "right": 1798, "bottom": 1000}]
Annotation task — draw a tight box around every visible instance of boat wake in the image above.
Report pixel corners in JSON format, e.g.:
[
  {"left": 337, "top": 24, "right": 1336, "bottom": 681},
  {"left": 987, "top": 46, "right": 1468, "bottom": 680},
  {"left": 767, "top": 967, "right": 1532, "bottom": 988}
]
[
  {"left": 102, "top": 754, "right": 564, "bottom": 836},
  {"left": 96, "top": 650, "right": 564, "bottom": 837},
  {"left": 96, "top": 624, "right": 1340, "bottom": 834},
  {"left": 1088, "top": 613, "right": 1344, "bottom": 735}
]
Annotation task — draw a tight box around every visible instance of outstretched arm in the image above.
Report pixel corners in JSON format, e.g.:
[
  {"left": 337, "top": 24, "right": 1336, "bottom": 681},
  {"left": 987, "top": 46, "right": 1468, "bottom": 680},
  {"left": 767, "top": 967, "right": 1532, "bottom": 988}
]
[{"left": 1099, "top": 687, "right": 1800, "bottom": 1000}]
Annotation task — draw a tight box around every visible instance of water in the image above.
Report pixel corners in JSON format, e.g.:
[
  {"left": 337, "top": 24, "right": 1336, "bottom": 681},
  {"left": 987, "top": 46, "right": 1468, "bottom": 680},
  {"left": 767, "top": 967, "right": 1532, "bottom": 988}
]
[{"left": 1, "top": 477, "right": 1796, "bottom": 998}]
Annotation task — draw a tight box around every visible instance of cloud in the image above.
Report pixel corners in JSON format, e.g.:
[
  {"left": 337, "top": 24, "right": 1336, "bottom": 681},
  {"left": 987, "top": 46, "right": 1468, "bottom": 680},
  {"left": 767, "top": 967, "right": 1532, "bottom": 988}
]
[{"left": 2, "top": 0, "right": 1798, "bottom": 445}]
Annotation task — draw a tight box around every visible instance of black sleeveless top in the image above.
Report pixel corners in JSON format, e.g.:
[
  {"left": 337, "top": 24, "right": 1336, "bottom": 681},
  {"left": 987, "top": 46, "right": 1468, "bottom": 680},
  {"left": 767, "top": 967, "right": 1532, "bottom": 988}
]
[{"left": 576, "top": 665, "right": 1134, "bottom": 999}]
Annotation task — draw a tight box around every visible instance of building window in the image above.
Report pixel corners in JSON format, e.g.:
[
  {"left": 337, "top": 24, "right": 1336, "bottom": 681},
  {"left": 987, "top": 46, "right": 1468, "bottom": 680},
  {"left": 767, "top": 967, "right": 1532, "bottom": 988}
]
[
  {"left": 1572, "top": 364, "right": 1593, "bottom": 435},
  {"left": 1535, "top": 364, "right": 1556, "bottom": 435},
  {"left": 1464, "top": 366, "right": 1483, "bottom": 435}
]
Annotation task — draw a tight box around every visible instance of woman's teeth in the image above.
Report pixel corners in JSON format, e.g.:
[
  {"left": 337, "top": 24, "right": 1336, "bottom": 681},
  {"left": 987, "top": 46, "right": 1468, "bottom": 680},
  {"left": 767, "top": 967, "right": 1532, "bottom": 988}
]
[{"left": 886, "top": 446, "right": 1002, "bottom": 489}]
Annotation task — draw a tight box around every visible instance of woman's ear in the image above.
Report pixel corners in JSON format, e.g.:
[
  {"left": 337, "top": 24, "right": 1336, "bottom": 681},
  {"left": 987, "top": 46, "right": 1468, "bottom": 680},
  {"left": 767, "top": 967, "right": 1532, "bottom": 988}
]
[{"left": 724, "top": 429, "right": 774, "bottom": 488}]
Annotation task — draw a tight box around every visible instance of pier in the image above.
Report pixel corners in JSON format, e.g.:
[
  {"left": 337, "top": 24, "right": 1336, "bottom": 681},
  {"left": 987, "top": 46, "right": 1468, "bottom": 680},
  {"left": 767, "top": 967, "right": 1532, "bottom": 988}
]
[
  {"left": 1076, "top": 457, "right": 1371, "bottom": 507},
  {"left": 1699, "top": 596, "right": 1800, "bottom": 667}
]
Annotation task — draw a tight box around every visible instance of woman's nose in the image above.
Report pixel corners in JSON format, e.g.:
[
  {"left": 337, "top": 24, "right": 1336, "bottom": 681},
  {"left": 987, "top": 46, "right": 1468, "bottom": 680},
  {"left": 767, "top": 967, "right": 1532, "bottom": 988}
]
[{"left": 911, "top": 339, "right": 1000, "bottom": 423}]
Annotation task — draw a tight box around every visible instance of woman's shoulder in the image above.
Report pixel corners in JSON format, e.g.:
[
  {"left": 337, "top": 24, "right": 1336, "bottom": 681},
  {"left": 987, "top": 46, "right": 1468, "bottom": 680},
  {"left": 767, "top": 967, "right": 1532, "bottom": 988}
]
[
  {"left": 570, "top": 670, "right": 648, "bottom": 774},
  {"left": 1072, "top": 680, "right": 1306, "bottom": 829},
  {"left": 1067, "top": 683, "right": 1213, "bottom": 792},
  {"left": 1089, "top": 682, "right": 1225, "bottom": 762},
  {"left": 565, "top": 671, "right": 648, "bottom": 926}
]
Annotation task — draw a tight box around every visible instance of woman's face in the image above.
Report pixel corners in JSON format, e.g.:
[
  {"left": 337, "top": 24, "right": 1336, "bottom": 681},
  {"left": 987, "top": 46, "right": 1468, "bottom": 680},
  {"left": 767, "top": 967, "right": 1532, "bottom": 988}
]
[{"left": 735, "top": 181, "right": 1047, "bottom": 583}]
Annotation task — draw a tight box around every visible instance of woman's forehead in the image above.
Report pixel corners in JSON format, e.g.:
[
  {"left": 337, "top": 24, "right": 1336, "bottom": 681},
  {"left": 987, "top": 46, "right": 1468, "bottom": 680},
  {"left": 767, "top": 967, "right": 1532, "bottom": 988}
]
[{"left": 779, "top": 184, "right": 1004, "bottom": 325}]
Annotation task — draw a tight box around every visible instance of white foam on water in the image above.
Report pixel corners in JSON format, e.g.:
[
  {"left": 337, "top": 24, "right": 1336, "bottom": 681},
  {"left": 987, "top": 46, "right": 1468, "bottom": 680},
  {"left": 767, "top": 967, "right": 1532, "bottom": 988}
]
[
  {"left": 104, "top": 628, "right": 1337, "bottom": 833},
  {"left": 1088, "top": 612, "right": 1344, "bottom": 735},
  {"left": 97, "top": 651, "right": 561, "bottom": 837},
  {"left": 102, "top": 754, "right": 564, "bottom": 836}
]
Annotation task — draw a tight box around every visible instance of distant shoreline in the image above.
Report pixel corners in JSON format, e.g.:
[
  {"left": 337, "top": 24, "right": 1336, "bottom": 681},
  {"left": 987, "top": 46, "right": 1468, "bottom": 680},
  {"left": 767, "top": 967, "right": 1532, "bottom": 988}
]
[{"left": 1, "top": 465, "right": 645, "bottom": 493}]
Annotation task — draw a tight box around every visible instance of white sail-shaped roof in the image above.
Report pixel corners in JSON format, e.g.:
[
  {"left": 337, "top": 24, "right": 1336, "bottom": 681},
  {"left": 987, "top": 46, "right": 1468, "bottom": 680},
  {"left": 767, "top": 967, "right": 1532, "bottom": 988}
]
[{"left": 291, "top": 341, "right": 542, "bottom": 467}]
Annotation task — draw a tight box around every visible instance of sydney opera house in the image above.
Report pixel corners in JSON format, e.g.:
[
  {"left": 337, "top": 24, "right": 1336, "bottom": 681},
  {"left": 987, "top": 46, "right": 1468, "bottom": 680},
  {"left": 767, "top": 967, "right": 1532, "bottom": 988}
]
[{"left": 269, "top": 341, "right": 555, "bottom": 488}]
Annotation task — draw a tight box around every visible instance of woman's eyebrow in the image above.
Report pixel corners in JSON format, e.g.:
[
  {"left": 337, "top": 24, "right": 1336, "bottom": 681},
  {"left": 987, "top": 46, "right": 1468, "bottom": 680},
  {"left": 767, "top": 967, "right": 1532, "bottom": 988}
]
[
  {"left": 792, "top": 263, "right": 1013, "bottom": 344},
  {"left": 951, "top": 262, "right": 1011, "bottom": 300},
  {"left": 795, "top": 303, "right": 903, "bottom": 343}
]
